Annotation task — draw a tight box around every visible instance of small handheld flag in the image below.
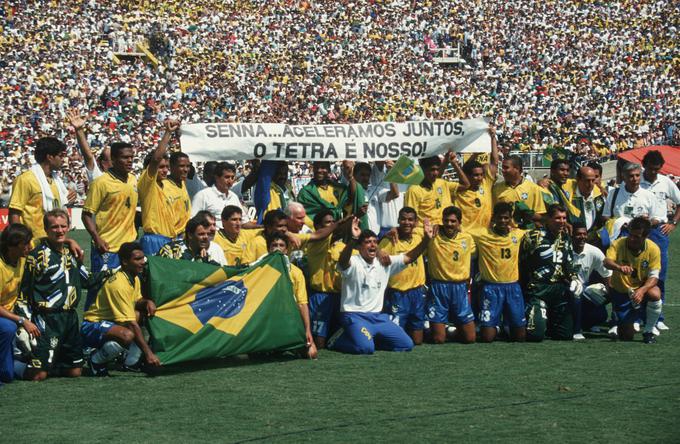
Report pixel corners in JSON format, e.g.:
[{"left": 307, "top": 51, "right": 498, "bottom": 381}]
[{"left": 384, "top": 156, "right": 424, "bottom": 185}]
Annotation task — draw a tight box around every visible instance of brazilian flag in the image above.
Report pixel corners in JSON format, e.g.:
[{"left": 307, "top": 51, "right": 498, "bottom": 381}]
[
  {"left": 384, "top": 155, "right": 424, "bottom": 185},
  {"left": 147, "top": 253, "right": 306, "bottom": 365}
]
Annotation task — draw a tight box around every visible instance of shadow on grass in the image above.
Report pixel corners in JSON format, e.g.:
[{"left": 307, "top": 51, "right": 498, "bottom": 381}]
[{"left": 148, "top": 350, "right": 305, "bottom": 377}]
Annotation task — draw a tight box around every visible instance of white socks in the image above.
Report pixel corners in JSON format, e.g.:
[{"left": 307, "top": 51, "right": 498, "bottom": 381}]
[
  {"left": 644, "top": 300, "right": 662, "bottom": 334},
  {"left": 91, "top": 341, "right": 126, "bottom": 364}
]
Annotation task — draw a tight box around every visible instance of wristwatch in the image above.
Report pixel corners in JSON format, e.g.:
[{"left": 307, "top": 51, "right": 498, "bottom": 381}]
[
  {"left": 672, "top": 220, "right": 678, "bottom": 226},
  {"left": 16, "top": 317, "right": 25, "bottom": 326}
]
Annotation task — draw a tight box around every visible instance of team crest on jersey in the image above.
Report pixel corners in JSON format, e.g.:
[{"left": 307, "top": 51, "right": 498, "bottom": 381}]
[
  {"left": 511, "top": 236, "right": 518, "bottom": 244},
  {"left": 461, "top": 240, "right": 468, "bottom": 251},
  {"left": 50, "top": 337, "right": 59, "bottom": 349},
  {"left": 437, "top": 187, "right": 443, "bottom": 195},
  {"left": 479, "top": 188, "right": 485, "bottom": 195},
  {"left": 642, "top": 260, "right": 649, "bottom": 269},
  {"left": 595, "top": 199, "right": 603, "bottom": 210},
  {"left": 521, "top": 192, "right": 529, "bottom": 200}
]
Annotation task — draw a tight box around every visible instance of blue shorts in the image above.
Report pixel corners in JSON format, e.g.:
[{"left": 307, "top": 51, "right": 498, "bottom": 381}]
[
  {"left": 81, "top": 320, "right": 117, "bottom": 348},
  {"left": 383, "top": 287, "right": 426, "bottom": 331},
  {"left": 86, "top": 249, "right": 121, "bottom": 310},
  {"left": 611, "top": 290, "right": 645, "bottom": 325},
  {"left": 0, "top": 317, "right": 17, "bottom": 383},
  {"left": 140, "top": 233, "right": 172, "bottom": 256},
  {"left": 479, "top": 282, "right": 526, "bottom": 328},
  {"left": 427, "top": 280, "right": 474, "bottom": 325},
  {"left": 327, "top": 312, "right": 413, "bottom": 355},
  {"left": 308, "top": 292, "right": 340, "bottom": 338}
]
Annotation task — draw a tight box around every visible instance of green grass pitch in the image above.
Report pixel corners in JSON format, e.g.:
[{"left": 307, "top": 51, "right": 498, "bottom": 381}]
[{"left": 2, "top": 230, "right": 679, "bottom": 442}]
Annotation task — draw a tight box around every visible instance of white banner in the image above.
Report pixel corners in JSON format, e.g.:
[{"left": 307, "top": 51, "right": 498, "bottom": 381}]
[{"left": 180, "top": 118, "right": 490, "bottom": 162}]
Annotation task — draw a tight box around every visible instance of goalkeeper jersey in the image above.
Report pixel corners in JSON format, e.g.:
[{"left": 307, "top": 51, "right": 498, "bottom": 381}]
[{"left": 520, "top": 228, "right": 576, "bottom": 292}]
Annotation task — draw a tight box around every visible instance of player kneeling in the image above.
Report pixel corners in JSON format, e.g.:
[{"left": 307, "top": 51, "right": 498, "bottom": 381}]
[
  {"left": 472, "top": 203, "right": 527, "bottom": 342},
  {"left": 426, "top": 206, "right": 477, "bottom": 344},
  {"left": 604, "top": 217, "right": 662, "bottom": 344},
  {"left": 81, "top": 242, "right": 161, "bottom": 375}
]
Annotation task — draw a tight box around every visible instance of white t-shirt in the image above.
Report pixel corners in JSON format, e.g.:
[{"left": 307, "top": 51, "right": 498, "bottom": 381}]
[
  {"left": 603, "top": 185, "right": 665, "bottom": 222},
  {"left": 208, "top": 241, "right": 227, "bottom": 266},
  {"left": 376, "top": 185, "right": 406, "bottom": 229},
  {"left": 338, "top": 254, "right": 406, "bottom": 313},
  {"left": 641, "top": 173, "right": 680, "bottom": 216},
  {"left": 191, "top": 186, "right": 243, "bottom": 228},
  {"left": 573, "top": 243, "right": 612, "bottom": 285}
]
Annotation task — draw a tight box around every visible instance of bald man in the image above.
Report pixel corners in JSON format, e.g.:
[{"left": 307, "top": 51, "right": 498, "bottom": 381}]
[{"left": 285, "top": 202, "right": 313, "bottom": 234}]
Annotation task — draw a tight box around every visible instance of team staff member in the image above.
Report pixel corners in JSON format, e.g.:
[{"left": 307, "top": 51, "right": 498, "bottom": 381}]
[
  {"left": 521, "top": 205, "right": 582, "bottom": 342},
  {"left": 493, "top": 155, "right": 549, "bottom": 229},
  {"left": 379, "top": 207, "right": 427, "bottom": 345},
  {"left": 328, "top": 217, "right": 432, "bottom": 355},
  {"left": 18, "top": 210, "right": 96, "bottom": 381},
  {"left": 267, "top": 233, "right": 318, "bottom": 359},
  {"left": 138, "top": 119, "right": 184, "bottom": 255},
  {"left": 473, "top": 202, "right": 527, "bottom": 342},
  {"left": 604, "top": 217, "right": 662, "bottom": 344},
  {"left": 566, "top": 166, "right": 606, "bottom": 235},
  {"left": 453, "top": 126, "right": 499, "bottom": 234},
  {"left": 603, "top": 162, "right": 663, "bottom": 223},
  {"left": 9, "top": 137, "right": 72, "bottom": 241},
  {"left": 82, "top": 242, "right": 161, "bottom": 375},
  {"left": 426, "top": 206, "right": 477, "bottom": 344},
  {"left": 0, "top": 224, "right": 36, "bottom": 384},
  {"left": 405, "top": 152, "right": 469, "bottom": 225},
  {"left": 191, "top": 162, "right": 243, "bottom": 228},
  {"left": 640, "top": 150, "right": 680, "bottom": 331},
  {"left": 82, "top": 141, "right": 138, "bottom": 308}
]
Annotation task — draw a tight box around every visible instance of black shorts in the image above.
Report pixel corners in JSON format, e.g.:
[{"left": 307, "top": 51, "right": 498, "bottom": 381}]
[{"left": 28, "top": 311, "right": 84, "bottom": 371}]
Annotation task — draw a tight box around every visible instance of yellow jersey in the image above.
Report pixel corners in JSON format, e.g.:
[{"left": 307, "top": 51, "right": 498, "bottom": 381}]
[
  {"left": 427, "top": 231, "right": 476, "bottom": 282},
  {"left": 379, "top": 234, "right": 426, "bottom": 290},
  {"left": 0, "top": 256, "right": 24, "bottom": 310},
  {"left": 453, "top": 169, "right": 494, "bottom": 234},
  {"left": 138, "top": 168, "right": 177, "bottom": 238},
  {"left": 492, "top": 179, "right": 548, "bottom": 214},
  {"left": 306, "top": 237, "right": 346, "bottom": 293},
  {"left": 607, "top": 238, "right": 661, "bottom": 293},
  {"left": 241, "top": 229, "right": 267, "bottom": 264},
  {"left": 473, "top": 228, "right": 526, "bottom": 283},
  {"left": 290, "top": 263, "right": 308, "bottom": 305},
  {"left": 214, "top": 229, "right": 259, "bottom": 266},
  {"left": 8, "top": 170, "right": 60, "bottom": 239},
  {"left": 163, "top": 178, "right": 191, "bottom": 237},
  {"left": 316, "top": 183, "right": 342, "bottom": 207},
  {"left": 405, "top": 178, "right": 460, "bottom": 225},
  {"left": 84, "top": 271, "right": 142, "bottom": 323},
  {"left": 83, "top": 171, "right": 138, "bottom": 252}
]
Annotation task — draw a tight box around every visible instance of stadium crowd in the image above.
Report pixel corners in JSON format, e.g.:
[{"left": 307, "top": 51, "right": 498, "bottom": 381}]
[
  {"left": 0, "top": 0, "right": 678, "bottom": 204},
  {"left": 1, "top": 118, "right": 678, "bottom": 382}
]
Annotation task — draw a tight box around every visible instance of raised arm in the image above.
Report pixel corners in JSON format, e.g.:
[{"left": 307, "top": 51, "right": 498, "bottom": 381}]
[
  {"left": 489, "top": 124, "right": 499, "bottom": 178},
  {"left": 67, "top": 108, "right": 95, "bottom": 172},
  {"left": 147, "top": 119, "right": 180, "bottom": 177},
  {"left": 447, "top": 152, "right": 470, "bottom": 192},
  {"left": 339, "top": 217, "right": 361, "bottom": 270},
  {"left": 403, "top": 218, "right": 433, "bottom": 265}
]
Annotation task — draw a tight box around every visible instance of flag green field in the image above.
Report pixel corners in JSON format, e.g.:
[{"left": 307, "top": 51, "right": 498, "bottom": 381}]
[{"left": 148, "top": 254, "right": 306, "bottom": 365}]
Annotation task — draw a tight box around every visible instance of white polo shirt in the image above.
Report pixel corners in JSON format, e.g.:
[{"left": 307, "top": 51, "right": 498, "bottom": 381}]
[
  {"left": 603, "top": 185, "right": 665, "bottom": 221},
  {"left": 191, "top": 185, "right": 243, "bottom": 228},
  {"left": 573, "top": 243, "right": 612, "bottom": 285},
  {"left": 641, "top": 173, "right": 680, "bottom": 217},
  {"left": 338, "top": 254, "right": 407, "bottom": 313}
]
